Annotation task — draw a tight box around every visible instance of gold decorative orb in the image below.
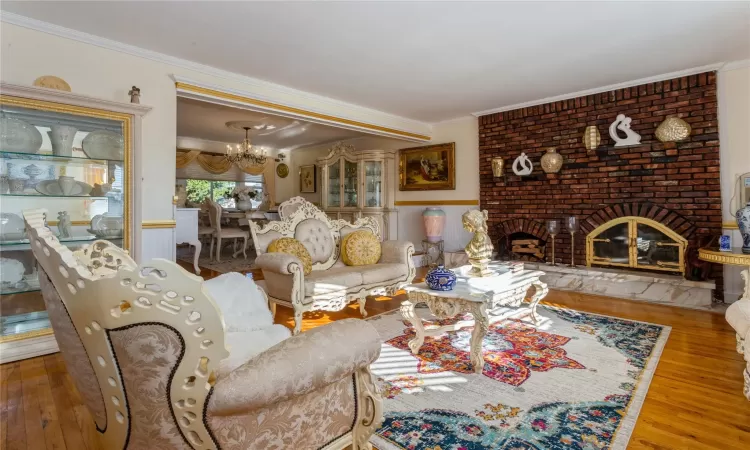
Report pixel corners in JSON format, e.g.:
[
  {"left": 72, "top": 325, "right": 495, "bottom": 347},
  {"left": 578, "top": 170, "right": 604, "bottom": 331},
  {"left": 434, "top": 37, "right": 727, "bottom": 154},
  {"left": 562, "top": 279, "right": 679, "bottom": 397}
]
[
  {"left": 491, "top": 157, "right": 504, "bottom": 177},
  {"left": 540, "top": 148, "right": 563, "bottom": 174},
  {"left": 655, "top": 116, "right": 691, "bottom": 142},
  {"left": 583, "top": 125, "right": 601, "bottom": 151}
]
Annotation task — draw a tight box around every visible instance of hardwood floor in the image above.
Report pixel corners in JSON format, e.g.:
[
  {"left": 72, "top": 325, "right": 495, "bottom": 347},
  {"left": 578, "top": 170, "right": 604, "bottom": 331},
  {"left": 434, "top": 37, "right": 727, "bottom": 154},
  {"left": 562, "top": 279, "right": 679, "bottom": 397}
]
[{"left": 1, "top": 263, "right": 749, "bottom": 449}]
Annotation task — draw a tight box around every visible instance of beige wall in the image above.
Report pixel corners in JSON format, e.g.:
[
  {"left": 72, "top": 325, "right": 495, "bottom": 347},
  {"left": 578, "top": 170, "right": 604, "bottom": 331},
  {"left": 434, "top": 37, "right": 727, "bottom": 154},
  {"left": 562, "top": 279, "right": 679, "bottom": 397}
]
[{"left": 718, "top": 64, "right": 750, "bottom": 301}]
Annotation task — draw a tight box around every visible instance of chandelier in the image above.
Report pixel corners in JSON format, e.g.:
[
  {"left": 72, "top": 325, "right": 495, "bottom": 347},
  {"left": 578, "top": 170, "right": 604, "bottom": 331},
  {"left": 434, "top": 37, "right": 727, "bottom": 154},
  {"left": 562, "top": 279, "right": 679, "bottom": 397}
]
[{"left": 226, "top": 126, "right": 267, "bottom": 166}]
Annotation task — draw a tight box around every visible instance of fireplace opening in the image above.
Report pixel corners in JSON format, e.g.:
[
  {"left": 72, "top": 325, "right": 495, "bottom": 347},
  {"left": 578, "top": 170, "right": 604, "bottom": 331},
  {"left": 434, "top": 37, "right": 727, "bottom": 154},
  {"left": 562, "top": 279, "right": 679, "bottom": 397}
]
[
  {"left": 586, "top": 216, "right": 687, "bottom": 275},
  {"left": 501, "top": 232, "right": 546, "bottom": 262}
]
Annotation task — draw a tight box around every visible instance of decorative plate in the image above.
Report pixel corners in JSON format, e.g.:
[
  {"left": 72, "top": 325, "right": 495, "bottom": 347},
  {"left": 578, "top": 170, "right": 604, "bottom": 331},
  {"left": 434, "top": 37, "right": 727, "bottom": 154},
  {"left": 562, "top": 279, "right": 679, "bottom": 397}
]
[
  {"left": 0, "top": 213, "right": 26, "bottom": 242},
  {"left": 32, "top": 76, "right": 71, "bottom": 92},
  {"left": 90, "top": 214, "right": 123, "bottom": 233},
  {"left": 82, "top": 130, "right": 124, "bottom": 160},
  {"left": 276, "top": 163, "right": 289, "bottom": 178},
  {"left": 0, "top": 115, "right": 43, "bottom": 154},
  {"left": 36, "top": 179, "right": 93, "bottom": 196},
  {"left": 0, "top": 257, "right": 25, "bottom": 286}
]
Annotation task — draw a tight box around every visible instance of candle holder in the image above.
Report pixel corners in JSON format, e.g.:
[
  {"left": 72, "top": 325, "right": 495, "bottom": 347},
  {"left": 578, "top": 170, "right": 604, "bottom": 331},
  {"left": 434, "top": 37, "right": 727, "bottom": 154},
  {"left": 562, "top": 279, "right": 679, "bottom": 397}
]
[
  {"left": 567, "top": 216, "right": 580, "bottom": 267},
  {"left": 546, "top": 220, "right": 559, "bottom": 265}
]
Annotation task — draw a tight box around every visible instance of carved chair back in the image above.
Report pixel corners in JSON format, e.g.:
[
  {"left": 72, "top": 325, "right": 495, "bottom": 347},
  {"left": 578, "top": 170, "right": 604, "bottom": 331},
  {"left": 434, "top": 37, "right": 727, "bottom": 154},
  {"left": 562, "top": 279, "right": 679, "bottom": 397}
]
[
  {"left": 249, "top": 198, "right": 380, "bottom": 271},
  {"left": 278, "top": 196, "right": 304, "bottom": 219},
  {"left": 23, "top": 208, "right": 228, "bottom": 450},
  {"left": 206, "top": 198, "right": 223, "bottom": 235}
]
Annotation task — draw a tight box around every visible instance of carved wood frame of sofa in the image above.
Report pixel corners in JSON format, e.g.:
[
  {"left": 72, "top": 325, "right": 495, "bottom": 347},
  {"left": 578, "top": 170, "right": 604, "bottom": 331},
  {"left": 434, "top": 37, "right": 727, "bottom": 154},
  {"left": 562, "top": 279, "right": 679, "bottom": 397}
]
[
  {"left": 23, "top": 208, "right": 383, "bottom": 450},
  {"left": 250, "top": 197, "right": 416, "bottom": 334}
]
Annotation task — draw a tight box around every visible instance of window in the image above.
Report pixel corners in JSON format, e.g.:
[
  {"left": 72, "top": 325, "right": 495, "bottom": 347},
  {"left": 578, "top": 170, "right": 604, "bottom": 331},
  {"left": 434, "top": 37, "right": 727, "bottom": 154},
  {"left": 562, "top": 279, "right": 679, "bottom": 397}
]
[{"left": 181, "top": 179, "right": 264, "bottom": 209}]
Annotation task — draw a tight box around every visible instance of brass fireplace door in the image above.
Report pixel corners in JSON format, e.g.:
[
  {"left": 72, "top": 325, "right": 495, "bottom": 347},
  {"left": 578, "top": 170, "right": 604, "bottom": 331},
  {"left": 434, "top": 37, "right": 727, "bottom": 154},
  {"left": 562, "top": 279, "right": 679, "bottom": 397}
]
[{"left": 586, "top": 217, "right": 687, "bottom": 274}]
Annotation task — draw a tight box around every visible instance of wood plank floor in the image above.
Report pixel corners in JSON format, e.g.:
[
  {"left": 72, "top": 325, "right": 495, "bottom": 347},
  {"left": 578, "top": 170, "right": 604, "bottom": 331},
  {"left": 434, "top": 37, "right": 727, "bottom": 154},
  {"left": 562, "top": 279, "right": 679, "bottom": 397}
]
[{"left": 1, "top": 263, "right": 749, "bottom": 449}]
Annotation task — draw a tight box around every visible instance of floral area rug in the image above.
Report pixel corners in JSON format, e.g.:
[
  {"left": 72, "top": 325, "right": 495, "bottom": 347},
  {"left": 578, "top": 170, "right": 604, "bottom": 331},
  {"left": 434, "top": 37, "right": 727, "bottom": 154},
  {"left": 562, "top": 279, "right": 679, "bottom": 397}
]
[{"left": 367, "top": 305, "right": 669, "bottom": 450}]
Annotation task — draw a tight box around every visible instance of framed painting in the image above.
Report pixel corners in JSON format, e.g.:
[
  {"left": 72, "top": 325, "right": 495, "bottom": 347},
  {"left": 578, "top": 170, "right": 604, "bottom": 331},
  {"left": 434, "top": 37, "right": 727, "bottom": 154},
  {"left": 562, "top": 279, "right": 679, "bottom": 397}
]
[
  {"left": 399, "top": 142, "right": 455, "bottom": 191},
  {"left": 300, "top": 164, "right": 317, "bottom": 193}
]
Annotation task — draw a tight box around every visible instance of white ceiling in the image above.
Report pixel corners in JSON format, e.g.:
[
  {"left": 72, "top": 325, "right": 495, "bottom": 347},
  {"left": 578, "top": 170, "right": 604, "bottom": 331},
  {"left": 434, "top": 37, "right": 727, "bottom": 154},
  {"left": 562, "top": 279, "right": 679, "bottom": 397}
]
[
  {"left": 176, "top": 97, "right": 366, "bottom": 153},
  {"left": 3, "top": 1, "right": 749, "bottom": 122}
]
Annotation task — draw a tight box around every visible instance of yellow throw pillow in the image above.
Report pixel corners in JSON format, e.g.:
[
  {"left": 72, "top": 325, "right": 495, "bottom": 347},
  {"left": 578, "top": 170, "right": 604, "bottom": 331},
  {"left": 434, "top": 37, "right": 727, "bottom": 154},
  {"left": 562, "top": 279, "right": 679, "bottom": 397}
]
[
  {"left": 267, "top": 238, "right": 312, "bottom": 275},
  {"left": 341, "top": 230, "right": 381, "bottom": 266}
]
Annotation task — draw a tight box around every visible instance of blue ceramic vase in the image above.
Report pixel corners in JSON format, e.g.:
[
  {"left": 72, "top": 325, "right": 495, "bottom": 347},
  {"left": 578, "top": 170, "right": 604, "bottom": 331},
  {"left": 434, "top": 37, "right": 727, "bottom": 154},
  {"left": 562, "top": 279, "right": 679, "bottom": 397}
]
[
  {"left": 425, "top": 265, "right": 457, "bottom": 291},
  {"left": 737, "top": 202, "right": 750, "bottom": 254}
]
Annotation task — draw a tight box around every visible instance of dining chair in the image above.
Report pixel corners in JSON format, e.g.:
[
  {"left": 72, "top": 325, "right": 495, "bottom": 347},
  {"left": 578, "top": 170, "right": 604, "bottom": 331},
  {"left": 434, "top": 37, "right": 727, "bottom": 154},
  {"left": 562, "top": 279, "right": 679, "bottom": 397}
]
[
  {"left": 198, "top": 198, "right": 214, "bottom": 244},
  {"left": 207, "top": 198, "right": 249, "bottom": 262}
]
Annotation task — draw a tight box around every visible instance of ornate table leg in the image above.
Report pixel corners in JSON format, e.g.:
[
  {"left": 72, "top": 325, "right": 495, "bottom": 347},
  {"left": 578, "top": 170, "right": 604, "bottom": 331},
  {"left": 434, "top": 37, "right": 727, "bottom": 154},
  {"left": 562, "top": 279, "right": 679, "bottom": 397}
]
[
  {"left": 190, "top": 240, "right": 201, "bottom": 275},
  {"left": 527, "top": 280, "right": 549, "bottom": 325},
  {"left": 400, "top": 299, "right": 426, "bottom": 354},
  {"left": 467, "top": 301, "right": 489, "bottom": 374}
]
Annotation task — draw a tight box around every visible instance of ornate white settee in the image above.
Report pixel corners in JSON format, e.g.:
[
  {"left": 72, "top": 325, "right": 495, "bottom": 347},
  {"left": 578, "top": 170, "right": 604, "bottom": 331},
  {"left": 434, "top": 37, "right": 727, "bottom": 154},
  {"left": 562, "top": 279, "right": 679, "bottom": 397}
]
[
  {"left": 250, "top": 197, "right": 416, "bottom": 334},
  {"left": 726, "top": 296, "right": 750, "bottom": 400},
  {"left": 23, "top": 208, "right": 383, "bottom": 450}
]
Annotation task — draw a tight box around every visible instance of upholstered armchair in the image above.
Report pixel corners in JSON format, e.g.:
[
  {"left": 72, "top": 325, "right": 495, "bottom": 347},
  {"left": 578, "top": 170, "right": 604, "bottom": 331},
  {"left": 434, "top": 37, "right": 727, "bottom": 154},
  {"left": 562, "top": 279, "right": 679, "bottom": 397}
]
[
  {"left": 726, "top": 296, "right": 750, "bottom": 400},
  {"left": 23, "top": 208, "right": 383, "bottom": 449},
  {"left": 250, "top": 197, "right": 415, "bottom": 334}
]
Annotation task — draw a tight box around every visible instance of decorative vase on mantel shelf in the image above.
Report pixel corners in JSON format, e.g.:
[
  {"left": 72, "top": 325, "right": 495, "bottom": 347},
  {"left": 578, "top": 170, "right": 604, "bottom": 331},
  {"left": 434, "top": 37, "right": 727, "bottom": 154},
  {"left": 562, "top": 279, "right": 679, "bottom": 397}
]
[
  {"left": 540, "top": 148, "right": 563, "bottom": 174},
  {"left": 425, "top": 265, "right": 457, "bottom": 291},
  {"left": 422, "top": 207, "right": 446, "bottom": 243},
  {"left": 737, "top": 201, "right": 750, "bottom": 254}
]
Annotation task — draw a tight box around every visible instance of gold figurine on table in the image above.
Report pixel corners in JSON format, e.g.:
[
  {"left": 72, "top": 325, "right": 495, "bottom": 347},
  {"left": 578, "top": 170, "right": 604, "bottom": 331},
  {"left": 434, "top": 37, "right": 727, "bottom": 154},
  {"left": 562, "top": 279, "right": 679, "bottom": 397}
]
[{"left": 462, "top": 209, "right": 494, "bottom": 277}]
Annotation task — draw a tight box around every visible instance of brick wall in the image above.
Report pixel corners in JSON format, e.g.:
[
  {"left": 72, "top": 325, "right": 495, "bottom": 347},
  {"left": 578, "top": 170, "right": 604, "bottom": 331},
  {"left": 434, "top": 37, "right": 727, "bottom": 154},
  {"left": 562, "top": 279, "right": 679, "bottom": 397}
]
[{"left": 478, "top": 72, "right": 721, "bottom": 294}]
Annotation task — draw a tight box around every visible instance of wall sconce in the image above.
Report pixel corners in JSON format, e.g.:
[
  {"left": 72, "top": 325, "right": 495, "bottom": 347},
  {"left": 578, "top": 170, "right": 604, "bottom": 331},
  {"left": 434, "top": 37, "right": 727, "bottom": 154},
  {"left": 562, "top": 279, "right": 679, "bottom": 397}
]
[{"left": 491, "top": 157, "right": 504, "bottom": 177}]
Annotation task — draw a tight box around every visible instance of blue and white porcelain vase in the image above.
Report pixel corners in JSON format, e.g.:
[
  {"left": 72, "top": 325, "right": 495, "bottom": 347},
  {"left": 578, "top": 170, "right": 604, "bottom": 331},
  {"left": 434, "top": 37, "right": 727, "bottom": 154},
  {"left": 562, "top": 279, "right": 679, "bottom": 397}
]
[
  {"left": 425, "top": 265, "right": 457, "bottom": 291},
  {"left": 737, "top": 201, "right": 750, "bottom": 254}
]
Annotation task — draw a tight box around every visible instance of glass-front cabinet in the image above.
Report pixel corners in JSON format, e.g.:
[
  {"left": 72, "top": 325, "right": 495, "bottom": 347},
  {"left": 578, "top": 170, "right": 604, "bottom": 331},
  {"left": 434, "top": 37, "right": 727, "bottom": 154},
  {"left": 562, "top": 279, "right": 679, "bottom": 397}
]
[
  {"left": 318, "top": 142, "right": 396, "bottom": 239},
  {"left": 0, "top": 83, "right": 149, "bottom": 362}
]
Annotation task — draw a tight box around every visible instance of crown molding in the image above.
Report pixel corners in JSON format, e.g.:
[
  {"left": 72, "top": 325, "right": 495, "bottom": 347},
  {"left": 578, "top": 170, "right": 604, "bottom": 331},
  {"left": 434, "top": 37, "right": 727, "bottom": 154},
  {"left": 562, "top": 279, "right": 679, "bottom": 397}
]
[
  {"left": 1, "top": 12, "right": 431, "bottom": 137},
  {"left": 472, "top": 62, "right": 729, "bottom": 117}
]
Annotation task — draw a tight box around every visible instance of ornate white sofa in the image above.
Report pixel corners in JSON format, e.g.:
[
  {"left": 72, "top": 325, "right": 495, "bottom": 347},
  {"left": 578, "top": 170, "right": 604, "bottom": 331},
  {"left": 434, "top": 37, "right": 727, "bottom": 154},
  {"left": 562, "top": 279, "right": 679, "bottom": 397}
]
[
  {"left": 250, "top": 197, "right": 415, "bottom": 334},
  {"left": 23, "top": 208, "right": 383, "bottom": 450},
  {"left": 726, "top": 296, "right": 750, "bottom": 400}
]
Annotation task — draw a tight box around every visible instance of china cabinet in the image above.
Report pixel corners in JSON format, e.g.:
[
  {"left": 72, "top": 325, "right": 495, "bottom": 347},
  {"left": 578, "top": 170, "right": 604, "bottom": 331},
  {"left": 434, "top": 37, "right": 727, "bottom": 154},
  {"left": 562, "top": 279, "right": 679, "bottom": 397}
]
[
  {"left": 0, "top": 83, "right": 150, "bottom": 363},
  {"left": 318, "top": 142, "right": 397, "bottom": 239}
]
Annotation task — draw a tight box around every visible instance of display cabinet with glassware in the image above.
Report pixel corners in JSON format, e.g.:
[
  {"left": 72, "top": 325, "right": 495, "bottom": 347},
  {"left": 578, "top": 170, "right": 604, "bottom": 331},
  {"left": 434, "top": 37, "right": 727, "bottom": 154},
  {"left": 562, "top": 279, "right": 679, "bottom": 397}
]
[
  {"left": 0, "top": 83, "right": 150, "bottom": 363},
  {"left": 318, "top": 142, "right": 397, "bottom": 239}
]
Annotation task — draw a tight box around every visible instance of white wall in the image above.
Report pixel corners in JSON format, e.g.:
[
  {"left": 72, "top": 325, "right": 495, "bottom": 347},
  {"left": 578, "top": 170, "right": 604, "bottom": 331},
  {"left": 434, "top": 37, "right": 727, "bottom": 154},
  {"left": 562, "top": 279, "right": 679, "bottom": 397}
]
[
  {"left": 0, "top": 23, "right": 427, "bottom": 260},
  {"left": 718, "top": 64, "right": 750, "bottom": 302},
  {"left": 396, "top": 116, "right": 479, "bottom": 251}
]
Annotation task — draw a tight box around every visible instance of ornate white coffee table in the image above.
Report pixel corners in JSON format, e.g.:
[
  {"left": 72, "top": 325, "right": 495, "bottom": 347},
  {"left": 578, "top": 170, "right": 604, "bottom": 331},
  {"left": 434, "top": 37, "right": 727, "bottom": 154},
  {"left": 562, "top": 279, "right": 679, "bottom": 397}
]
[{"left": 401, "top": 264, "right": 548, "bottom": 374}]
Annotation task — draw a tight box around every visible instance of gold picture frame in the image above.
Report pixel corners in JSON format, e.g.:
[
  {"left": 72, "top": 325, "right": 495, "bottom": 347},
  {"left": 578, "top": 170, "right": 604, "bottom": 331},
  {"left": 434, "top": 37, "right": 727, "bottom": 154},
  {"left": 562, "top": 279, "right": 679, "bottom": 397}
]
[
  {"left": 399, "top": 142, "right": 455, "bottom": 191},
  {"left": 300, "top": 164, "right": 316, "bottom": 193}
]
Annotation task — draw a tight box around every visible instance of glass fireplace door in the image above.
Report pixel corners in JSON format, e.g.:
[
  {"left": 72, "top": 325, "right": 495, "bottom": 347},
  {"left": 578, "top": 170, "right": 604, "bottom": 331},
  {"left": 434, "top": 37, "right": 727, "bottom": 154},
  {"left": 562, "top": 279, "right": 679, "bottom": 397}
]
[
  {"left": 634, "top": 222, "right": 684, "bottom": 273},
  {"left": 586, "top": 217, "right": 687, "bottom": 275},
  {"left": 588, "top": 220, "right": 631, "bottom": 267}
]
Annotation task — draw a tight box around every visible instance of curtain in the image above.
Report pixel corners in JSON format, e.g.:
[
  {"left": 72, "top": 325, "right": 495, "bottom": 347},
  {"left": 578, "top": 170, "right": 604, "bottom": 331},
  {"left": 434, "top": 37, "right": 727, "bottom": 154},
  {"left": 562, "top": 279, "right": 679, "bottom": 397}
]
[
  {"left": 195, "top": 153, "right": 233, "bottom": 174},
  {"left": 176, "top": 150, "right": 200, "bottom": 168},
  {"left": 175, "top": 149, "right": 275, "bottom": 205}
]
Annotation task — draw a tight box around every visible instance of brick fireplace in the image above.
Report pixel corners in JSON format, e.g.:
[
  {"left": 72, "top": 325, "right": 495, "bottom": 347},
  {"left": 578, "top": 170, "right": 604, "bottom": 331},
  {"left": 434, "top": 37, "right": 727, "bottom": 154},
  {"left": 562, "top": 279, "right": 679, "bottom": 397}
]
[{"left": 478, "top": 71, "right": 722, "bottom": 298}]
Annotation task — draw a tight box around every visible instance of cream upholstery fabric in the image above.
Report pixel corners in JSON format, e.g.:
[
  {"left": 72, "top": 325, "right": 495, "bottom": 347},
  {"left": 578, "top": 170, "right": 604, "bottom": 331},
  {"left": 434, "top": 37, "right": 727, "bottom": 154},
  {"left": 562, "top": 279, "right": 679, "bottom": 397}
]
[
  {"left": 208, "top": 318, "right": 380, "bottom": 415},
  {"left": 220, "top": 326, "right": 291, "bottom": 378},
  {"left": 254, "top": 230, "right": 282, "bottom": 254},
  {"left": 294, "top": 218, "right": 334, "bottom": 263},
  {"left": 268, "top": 237, "right": 313, "bottom": 275},
  {"left": 38, "top": 268, "right": 108, "bottom": 431},
  {"left": 203, "top": 272, "right": 273, "bottom": 332},
  {"left": 360, "top": 263, "right": 409, "bottom": 285},
  {"left": 109, "top": 324, "right": 191, "bottom": 450},
  {"left": 727, "top": 299, "right": 750, "bottom": 339},
  {"left": 379, "top": 240, "right": 415, "bottom": 265},
  {"left": 208, "top": 376, "right": 355, "bottom": 450},
  {"left": 305, "top": 266, "right": 365, "bottom": 296}
]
